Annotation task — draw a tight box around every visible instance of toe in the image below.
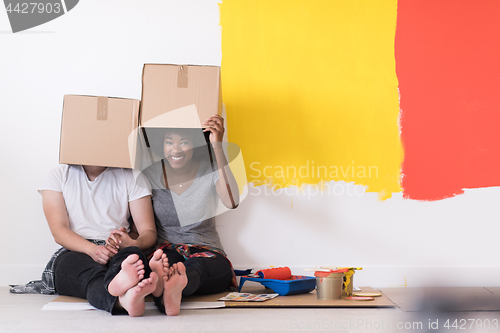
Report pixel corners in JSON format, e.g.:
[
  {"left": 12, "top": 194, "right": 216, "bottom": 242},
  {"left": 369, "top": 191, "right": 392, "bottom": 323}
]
[
  {"left": 125, "top": 254, "right": 139, "bottom": 264},
  {"left": 177, "top": 263, "right": 186, "bottom": 275},
  {"left": 153, "top": 249, "right": 163, "bottom": 260}
]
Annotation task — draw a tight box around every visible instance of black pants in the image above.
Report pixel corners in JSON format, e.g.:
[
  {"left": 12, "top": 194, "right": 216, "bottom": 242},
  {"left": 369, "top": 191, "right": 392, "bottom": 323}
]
[
  {"left": 154, "top": 248, "right": 233, "bottom": 313},
  {"left": 53, "top": 246, "right": 150, "bottom": 315}
]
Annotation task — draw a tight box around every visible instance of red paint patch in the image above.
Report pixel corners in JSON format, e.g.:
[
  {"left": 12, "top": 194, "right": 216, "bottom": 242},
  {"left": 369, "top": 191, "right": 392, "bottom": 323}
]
[
  {"left": 345, "top": 296, "right": 374, "bottom": 301},
  {"left": 396, "top": 0, "right": 500, "bottom": 200}
]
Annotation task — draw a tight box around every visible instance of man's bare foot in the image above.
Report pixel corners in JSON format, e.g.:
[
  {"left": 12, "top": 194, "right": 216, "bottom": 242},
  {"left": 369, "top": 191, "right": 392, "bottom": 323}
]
[
  {"left": 108, "top": 254, "right": 145, "bottom": 297},
  {"left": 149, "top": 249, "right": 169, "bottom": 297},
  {"left": 162, "top": 262, "right": 187, "bottom": 316},
  {"left": 117, "top": 272, "right": 158, "bottom": 317}
]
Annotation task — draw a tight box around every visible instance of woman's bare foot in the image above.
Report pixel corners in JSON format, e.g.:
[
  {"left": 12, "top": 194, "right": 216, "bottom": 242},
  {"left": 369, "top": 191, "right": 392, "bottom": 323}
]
[
  {"left": 162, "top": 262, "right": 188, "bottom": 316},
  {"left": 149, "top": 249, "right": 169, "bottom": 297},
  {"left": 108, "top": 254, "right": 145, "bottom": 296},
  {"left": 117, "top": 272, "right": 158, "bottom": 317}
]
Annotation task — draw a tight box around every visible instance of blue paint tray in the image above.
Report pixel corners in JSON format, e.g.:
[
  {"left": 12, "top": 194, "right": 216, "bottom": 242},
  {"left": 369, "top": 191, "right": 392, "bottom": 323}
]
[{"left": 238, "top": 275, "right": 316, "bottom": 296}]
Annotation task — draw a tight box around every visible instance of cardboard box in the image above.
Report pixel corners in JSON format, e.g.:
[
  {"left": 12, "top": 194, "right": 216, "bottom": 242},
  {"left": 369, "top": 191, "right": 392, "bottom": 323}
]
[
  {"left": 59, "top": 95, "right": 140, "bottom": 168},
  {"left": 140, "top": 64, "right": 222, "bottom": 128}
]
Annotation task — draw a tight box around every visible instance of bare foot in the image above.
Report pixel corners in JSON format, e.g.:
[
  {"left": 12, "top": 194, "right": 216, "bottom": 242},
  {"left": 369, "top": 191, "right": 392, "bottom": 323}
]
[
  {"left": 108, "top": 254, "right": 145, "bottom": 297},
  {"left": 162, "top": 262, "right": 187, "bottom": 316},
  {"left": 118, "top": 272, "right": 158, "bottom": 317},
  {"left": 149, "top": 249, "right": 169, "bottom": 297}
]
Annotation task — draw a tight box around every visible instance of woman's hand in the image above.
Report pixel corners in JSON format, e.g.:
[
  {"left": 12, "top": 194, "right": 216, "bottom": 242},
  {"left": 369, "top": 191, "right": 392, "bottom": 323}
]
[
  {"left": 203, "top": 115, "right": 225, "bottom": 143},
  {"left": 107, "top": 228, "right": 136, "bottom": 249},
  {"left": 105, "top": 229, "right": 122, "bottom": 253}
]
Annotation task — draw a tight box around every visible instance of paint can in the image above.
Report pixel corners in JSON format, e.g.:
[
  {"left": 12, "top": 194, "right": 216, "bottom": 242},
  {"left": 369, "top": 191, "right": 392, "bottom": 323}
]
[
  {"left": 318, "top": 266, "right": 362, "bottom": 296},
  {"left": 314, "top": 271, "right": 344, "bottom": 300},
  {"left": 342, "top": 270, "right": 354, "bottom": 296}
]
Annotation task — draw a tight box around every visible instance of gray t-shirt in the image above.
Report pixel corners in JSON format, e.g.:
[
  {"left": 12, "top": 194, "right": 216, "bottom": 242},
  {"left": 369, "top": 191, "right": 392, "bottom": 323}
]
[{"left": 143, "top": 158, "right": 225, "bottom": 255}]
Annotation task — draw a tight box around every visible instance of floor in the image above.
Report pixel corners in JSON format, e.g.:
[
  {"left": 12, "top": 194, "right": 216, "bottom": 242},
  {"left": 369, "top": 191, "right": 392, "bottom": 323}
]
[{"left": 1, "top": 287, "right": 499, "bottom": 333}]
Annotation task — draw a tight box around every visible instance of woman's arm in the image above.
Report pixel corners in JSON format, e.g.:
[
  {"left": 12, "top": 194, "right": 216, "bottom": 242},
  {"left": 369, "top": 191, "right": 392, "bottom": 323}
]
[
  {"left": 204, "top": 115, "right": 240, "bottom": 209},
  {"left": 42, "top": 190, "right": 117, "bottom": 265},
  {"left": 213, "top": 143, "right": 240, "bottom": 208},
  {"left": 107, "top": 196, "right": 157, "bottom": 250}
]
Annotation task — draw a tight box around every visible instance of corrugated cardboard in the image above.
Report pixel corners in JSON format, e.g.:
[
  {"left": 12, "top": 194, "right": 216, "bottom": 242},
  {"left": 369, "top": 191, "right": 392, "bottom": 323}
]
[
  {"left": 184, "top": 286, "right": 395, "bottom": 308},
  {"left": 49, "top": 286, "right": 395, "bottom": 308},
  {"left": 59, "top": 95, "right": 140, "bottom": 168},
  {"left": 140, "top": 64, "right": 222, "bottom": 128}
]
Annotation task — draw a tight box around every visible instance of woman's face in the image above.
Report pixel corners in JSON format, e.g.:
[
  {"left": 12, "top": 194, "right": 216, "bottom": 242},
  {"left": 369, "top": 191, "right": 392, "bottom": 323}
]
[{"left": 163, "top": 132, "right": 194, "bottom": 169}]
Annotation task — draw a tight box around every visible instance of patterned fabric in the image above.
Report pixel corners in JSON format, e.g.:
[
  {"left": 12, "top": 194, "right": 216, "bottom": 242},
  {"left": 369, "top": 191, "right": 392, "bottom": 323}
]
[
  {"left": 150, "top": 242, "right": 237, "bottom": 291},
  {"left": 10, "top": 239, "right": 105, "bottom": 295}
]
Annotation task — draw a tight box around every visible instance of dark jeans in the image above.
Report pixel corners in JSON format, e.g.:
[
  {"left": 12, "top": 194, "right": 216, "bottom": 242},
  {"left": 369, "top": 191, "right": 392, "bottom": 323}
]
[
  {"left": 53, "top": 246, "right": 150, "bottom": 315},
  {"left": 154, "top": 248, "right": 232, "bottom": 313}
]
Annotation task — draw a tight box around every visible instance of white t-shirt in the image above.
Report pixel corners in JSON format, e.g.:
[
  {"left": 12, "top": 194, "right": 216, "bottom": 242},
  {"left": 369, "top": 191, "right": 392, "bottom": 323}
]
[{"left": 39, "top": 165, "right": 151, "bottom": 241}]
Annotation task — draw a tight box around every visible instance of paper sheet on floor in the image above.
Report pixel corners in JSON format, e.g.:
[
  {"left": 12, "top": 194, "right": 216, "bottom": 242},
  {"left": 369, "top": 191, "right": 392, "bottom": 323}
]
[
  {"left": 219, "top": 292, "right": 279, "bottom": 302},
  {"left": 42, "top": 301, "right": 225, "bottom": 311}
]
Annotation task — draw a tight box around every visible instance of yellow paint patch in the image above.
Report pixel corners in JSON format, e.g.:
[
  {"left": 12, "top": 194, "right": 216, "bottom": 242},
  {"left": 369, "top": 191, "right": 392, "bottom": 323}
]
[{"left": 221, "top": 0, "right": 402, "bottom": 199}]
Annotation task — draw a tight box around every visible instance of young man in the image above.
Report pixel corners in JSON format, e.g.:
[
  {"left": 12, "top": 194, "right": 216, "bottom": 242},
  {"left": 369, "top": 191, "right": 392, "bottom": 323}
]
[{"left": 40, "top": 164, "right": 167, "bottom": 316}]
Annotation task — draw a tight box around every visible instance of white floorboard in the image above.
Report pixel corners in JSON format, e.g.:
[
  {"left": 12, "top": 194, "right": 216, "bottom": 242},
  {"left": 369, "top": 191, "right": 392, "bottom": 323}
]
[{"left": 1, "top": 287, "right": 499, "bottom": 333}]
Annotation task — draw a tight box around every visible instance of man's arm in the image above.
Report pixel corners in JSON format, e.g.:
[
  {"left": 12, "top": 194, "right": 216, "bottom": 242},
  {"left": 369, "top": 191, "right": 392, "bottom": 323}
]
[
  {"left": 108, "top": 196, "right": 156, "bottom": 250},
  {"left": 42, "top": 190, "right": 117, "bottom": 264}
]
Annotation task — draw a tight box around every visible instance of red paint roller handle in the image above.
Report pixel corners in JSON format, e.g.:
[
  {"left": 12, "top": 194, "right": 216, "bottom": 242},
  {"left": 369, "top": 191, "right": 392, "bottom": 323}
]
[{"left": 256, "top": 267, "right": 292, "bottom": 280}]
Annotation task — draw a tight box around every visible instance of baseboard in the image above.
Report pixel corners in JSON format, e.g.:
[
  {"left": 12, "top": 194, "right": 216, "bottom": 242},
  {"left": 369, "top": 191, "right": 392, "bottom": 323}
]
[
  {"left": 3, "top": 265, "right": 500, "bottom": 288},
  {"left": 233, "top": 266, "right": 500, "bottom": 288},
  {"left": 1, "top": 265, "right": 46, "bottom": 287}
]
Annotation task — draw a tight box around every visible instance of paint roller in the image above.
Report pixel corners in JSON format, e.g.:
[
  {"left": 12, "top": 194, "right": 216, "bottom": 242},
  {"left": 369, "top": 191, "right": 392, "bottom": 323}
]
[{"left": 255, "top": 267, "right": 292, "bottom": 280}]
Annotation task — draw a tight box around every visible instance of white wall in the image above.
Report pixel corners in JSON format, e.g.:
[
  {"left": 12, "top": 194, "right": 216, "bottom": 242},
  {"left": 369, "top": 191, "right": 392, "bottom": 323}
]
[{"left": 1, "top": 0, "right": 498, "bottom": 288}]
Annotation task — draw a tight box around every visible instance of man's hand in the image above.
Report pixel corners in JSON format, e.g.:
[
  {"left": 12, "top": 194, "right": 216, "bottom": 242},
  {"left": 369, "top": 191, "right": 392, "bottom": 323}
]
[{"left": 89, "top": 244, "right": 116, "bottom": 265}]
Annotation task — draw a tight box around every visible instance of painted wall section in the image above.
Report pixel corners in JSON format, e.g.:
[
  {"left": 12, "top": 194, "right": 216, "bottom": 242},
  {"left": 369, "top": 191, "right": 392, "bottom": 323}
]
[
  {"left": 220, "top": 0, "right": 402, "bottom": 199},
  {"left": 397, "top": 0, "right": 500, "bottom": 201}
]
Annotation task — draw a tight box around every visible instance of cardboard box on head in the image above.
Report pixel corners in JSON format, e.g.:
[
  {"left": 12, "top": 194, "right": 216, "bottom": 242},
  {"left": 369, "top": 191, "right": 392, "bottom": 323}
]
[
  {"left": 59, "top": 95, "right": 141, "bottom": 169},
  {"left": 138, "top": 64, "right": 222, "bottom": 170},
  {"left": 59, "top": 64, "right": 223, "bottom": 171},
  {"left": 140, "top": 64, "right": 222, "bottom": 129}
]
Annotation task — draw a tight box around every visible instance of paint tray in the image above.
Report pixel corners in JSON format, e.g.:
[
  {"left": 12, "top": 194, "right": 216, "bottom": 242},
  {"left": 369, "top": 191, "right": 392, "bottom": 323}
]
[{"left": 238, "top": 275, "right": 316, "bottom": 296}]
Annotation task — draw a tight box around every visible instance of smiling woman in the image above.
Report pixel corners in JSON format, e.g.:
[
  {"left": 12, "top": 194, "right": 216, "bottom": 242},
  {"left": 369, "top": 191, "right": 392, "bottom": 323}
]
[
  {"left": 160, "top": 130, "right": 202, "bottom": 193},
  {"left": 164, "top": 132, "right": 194, "bottom": 169},
  {"left": 140, "top": 116, "right": 240, "bottom": 316}
]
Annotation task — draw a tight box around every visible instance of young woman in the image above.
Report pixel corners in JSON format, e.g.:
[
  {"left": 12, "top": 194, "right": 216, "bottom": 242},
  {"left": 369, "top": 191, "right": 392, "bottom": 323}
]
[{"left": 137, "top": 114, "right": 240, "bottom": 315}]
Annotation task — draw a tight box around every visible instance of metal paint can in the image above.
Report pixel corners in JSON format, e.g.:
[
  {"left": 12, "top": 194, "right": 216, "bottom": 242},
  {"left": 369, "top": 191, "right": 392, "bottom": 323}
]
[
  {"left": 342, "top": 270, "right": 354, "bottom": 296},
  {"left": 314, "top": 271, "right": 344, "bottom": 300}
]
